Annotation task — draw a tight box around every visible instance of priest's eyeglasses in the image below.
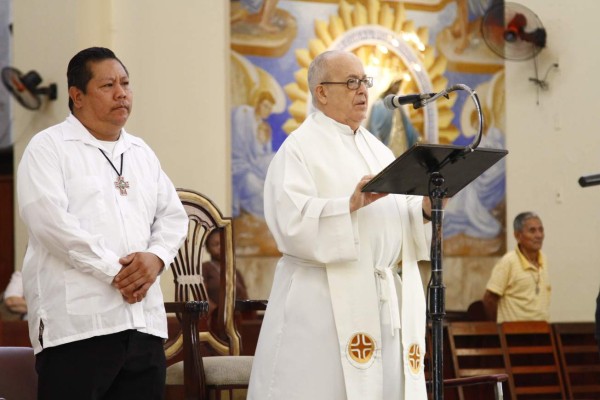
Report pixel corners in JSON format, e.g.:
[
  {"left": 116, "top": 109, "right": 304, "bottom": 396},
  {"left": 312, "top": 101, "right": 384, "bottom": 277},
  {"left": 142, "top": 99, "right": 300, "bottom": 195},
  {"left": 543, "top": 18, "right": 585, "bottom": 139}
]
[{"left": 320, "top": 77, "right": 374, "bottom": 90}]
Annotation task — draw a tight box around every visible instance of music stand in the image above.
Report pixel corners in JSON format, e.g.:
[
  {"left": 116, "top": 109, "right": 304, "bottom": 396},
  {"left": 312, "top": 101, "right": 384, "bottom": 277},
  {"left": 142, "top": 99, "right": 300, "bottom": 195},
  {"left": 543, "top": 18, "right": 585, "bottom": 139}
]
[{"left": 363, "top": 142, "right": 508, "bottom": 400}]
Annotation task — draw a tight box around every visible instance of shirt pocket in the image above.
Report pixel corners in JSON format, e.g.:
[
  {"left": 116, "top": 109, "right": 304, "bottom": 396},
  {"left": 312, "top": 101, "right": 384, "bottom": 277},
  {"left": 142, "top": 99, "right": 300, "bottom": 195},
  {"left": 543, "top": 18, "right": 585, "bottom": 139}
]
[
  {"left": 64, "top": 269, "right": 123, "bottom": 315},
  {"left": 65, "top": 176, "right": 108, "bottom": 231}
]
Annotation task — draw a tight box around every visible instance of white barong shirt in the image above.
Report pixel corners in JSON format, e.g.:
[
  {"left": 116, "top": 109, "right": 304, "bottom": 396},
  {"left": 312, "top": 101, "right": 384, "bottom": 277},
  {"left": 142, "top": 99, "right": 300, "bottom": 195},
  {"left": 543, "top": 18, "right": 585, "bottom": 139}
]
[{"left": 17, "top": 114, "right": 188, "bottom": 354}]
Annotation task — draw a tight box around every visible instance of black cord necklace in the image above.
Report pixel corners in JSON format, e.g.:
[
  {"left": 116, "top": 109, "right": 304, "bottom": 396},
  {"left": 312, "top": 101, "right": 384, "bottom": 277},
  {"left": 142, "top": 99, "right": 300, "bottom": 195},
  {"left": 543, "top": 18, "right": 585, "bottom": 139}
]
[{"left": 99, "top": 149, "right": 130, "bottom": 196}]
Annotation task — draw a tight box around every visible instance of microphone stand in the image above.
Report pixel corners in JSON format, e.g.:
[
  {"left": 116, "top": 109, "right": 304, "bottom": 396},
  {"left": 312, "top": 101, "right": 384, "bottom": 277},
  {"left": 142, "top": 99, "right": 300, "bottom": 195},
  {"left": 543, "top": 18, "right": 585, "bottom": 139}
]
[{"left": 418, "top": 84, "right": 484, "bottom": 400}]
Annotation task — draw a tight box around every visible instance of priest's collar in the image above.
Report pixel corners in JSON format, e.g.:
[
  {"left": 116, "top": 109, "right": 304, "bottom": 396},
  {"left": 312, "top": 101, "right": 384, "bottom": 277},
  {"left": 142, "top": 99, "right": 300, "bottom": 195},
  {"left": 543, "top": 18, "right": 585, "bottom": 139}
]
[{"left": 313, "top": 110, "right": 365, "bottom": 137}]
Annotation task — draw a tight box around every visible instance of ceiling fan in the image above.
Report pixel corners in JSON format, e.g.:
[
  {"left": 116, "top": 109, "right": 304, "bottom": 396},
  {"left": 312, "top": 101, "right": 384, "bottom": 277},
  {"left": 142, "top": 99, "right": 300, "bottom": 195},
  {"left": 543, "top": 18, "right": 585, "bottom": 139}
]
[{"left": 1, "top": 66, "right": 57, "bottom": 110}]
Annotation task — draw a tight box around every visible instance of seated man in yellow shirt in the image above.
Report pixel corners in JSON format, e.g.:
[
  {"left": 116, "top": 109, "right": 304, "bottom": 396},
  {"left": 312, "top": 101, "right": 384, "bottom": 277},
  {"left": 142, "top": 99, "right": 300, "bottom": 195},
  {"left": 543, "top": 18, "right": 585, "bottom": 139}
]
[{"left": 483, "top": 212, "right": 550, "bottom": 322}]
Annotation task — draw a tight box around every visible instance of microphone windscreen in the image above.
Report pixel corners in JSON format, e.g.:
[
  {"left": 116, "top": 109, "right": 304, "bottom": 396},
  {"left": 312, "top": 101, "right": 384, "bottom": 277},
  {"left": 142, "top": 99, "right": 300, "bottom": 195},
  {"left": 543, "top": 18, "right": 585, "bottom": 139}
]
[{"left": 383, "top": 94, "right": 396, "bottom": 110}]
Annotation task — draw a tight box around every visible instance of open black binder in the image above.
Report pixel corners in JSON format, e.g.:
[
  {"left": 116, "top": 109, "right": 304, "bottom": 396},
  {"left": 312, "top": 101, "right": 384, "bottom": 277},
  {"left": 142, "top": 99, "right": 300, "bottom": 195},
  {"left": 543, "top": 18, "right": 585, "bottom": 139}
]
[{"left": 362, "top": 143, "right": 508, "bottom": 196}]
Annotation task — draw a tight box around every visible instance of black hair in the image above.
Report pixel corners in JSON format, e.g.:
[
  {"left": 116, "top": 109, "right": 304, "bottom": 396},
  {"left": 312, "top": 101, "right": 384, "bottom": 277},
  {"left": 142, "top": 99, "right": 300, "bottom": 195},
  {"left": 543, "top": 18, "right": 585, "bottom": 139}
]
[{"left": 66, "top": 47, "right": 128, "bottom": 112}]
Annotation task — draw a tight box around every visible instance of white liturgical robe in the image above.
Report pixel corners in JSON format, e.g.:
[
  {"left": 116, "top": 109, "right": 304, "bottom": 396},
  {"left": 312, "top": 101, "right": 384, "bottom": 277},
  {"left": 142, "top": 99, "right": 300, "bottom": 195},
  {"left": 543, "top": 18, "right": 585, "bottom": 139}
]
[{"left": 248, "top": 111, "right": 431, "bottom": 400}]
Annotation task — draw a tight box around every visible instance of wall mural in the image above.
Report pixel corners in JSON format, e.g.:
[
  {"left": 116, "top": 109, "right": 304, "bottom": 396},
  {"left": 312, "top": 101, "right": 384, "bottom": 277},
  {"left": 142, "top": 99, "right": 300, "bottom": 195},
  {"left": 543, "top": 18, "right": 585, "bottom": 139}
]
[{"left": 230, "top": 0, "right": 506, "bottom": 259}]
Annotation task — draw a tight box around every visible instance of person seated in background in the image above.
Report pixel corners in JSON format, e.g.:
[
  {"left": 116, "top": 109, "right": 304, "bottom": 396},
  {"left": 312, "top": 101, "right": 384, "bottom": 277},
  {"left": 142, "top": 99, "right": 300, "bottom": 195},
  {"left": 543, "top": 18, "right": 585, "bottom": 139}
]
[
  {"left": 483, "top": 212, "right": 550, "bottom": 322},
  {"left": 201, "top": 229, "right": 250, "bottom": 311},
  {"left": 1, "top": 270, "right": 27, "bottom": 320}
]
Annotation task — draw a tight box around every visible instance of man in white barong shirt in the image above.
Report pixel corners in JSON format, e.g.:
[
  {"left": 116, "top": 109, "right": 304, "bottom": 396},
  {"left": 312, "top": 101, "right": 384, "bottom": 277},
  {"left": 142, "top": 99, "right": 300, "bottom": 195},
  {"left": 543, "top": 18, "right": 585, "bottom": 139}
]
[
  {"left": 248, "top": 50, "right": 433, "bottom": 400},
  {"left": 17, "top": 47, "right": 188, "bottom": 399}
]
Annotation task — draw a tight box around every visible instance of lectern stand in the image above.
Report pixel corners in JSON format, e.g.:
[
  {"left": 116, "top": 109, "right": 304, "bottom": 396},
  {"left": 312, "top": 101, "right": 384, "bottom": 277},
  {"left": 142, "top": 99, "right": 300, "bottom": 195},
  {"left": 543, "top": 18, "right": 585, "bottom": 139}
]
[{"left": 363, "top": 143, "right": 507, "bottom": 400}]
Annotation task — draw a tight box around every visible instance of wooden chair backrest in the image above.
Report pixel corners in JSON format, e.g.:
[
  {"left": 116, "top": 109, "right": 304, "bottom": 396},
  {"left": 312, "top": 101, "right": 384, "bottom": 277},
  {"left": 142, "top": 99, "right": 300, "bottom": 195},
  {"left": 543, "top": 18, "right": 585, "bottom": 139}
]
[
  {"left": 552, "top": 322, "right": 600, "bottom": 399},
  {"left": 499, "top": 321, "right": 565, "bottom": 400},
  {"left": 447, "top": 321, "right": 507, "bottom": 400},
  {"left": 166, "top": 189, "right": 241, "bottom": 361}
]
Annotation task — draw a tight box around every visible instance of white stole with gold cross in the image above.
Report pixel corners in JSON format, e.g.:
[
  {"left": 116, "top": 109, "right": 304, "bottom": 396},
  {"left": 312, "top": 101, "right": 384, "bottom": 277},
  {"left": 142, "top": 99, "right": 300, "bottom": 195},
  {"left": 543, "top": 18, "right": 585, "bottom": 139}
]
[{"left": 302, "top": 111, "right": 430, "bottom": 400}]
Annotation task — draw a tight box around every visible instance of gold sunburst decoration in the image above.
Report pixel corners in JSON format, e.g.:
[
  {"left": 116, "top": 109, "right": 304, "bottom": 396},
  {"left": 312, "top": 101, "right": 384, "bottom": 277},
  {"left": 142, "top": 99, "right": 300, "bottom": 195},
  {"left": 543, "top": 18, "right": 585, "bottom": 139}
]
[{"left": 282, "top": 0, "right": 459, "bottom": 145}]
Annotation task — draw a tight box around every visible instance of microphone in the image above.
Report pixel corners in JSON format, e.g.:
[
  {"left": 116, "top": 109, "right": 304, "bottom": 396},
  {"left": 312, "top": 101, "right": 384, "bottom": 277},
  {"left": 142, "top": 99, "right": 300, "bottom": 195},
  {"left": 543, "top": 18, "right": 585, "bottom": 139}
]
[{"left": 383, "top": 93, "right": 436, "bottom": 110}]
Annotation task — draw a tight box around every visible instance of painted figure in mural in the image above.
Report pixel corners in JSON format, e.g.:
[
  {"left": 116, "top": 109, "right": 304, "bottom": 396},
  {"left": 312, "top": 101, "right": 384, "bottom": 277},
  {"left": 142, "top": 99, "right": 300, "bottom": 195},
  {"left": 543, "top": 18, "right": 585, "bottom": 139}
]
[
  {"left": 450, "top": 0, "right": 500, "bottom": 53},
  {"left": 231, "top": 0, "right": 281, "bottom": 33},
  {"left": 442, "top": 71, "right": 506, "bottom": 254},
  {"left": 248, "top": 50, "right": 434, "bottom": 400},
  {"left": 483, "top": 212, "right": 551, "bottom": 322},
  {"left": 366, "top": 78, "right": 420, "bottom": 156},
  {"left": 231, "top": 89, "right": 276, "bottom": 219},
  {"left": 17, "top": 47, "right": 188, "bottom": 399}
]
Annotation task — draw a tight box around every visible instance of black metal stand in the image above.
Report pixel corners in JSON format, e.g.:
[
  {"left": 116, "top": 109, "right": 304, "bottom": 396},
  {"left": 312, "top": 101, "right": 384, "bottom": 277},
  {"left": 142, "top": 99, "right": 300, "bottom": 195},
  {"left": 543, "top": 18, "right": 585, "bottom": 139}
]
[
  {"left": 427, "top": 171, "right": 447, "bottom": 400},
  {"left": 361, "top": 84, "right": 508, "bottom": 400}
]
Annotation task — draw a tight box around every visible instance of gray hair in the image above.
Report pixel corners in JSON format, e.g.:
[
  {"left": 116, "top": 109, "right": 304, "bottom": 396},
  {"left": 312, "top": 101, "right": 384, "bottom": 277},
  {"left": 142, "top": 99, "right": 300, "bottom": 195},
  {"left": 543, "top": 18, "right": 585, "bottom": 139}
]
[
  {"left": 308, "top": 50, "right": 343, "bottom": 107},
  {"left": 513, "top": 212, "right": 540, "bottom": 232}
]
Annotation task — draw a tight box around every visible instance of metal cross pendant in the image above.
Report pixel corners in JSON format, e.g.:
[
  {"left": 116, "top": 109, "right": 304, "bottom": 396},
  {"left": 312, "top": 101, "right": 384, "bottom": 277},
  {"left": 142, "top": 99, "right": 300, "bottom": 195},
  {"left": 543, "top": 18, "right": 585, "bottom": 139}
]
[{"left": 114, "top": 176, "right": 130, "bottom": 196}]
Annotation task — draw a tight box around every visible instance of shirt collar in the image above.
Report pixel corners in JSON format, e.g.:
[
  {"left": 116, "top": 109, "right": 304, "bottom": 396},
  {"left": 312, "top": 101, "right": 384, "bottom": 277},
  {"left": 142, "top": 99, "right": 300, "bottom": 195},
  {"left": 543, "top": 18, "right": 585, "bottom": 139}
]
[
  {"left": 313, "top": 110, "right": 365, "bottom": 137},
  {"left": 516, "top": 246, "right": 546, "bottom": 270},
  {"left": 63, "top": 114, "right": 142, "bottom": 154}
]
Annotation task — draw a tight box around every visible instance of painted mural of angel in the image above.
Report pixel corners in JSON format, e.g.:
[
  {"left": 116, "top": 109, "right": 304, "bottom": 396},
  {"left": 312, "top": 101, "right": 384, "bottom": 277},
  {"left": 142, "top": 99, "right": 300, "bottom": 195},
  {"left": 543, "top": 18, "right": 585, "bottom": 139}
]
[{"left": 230, "top": 52, "right": 285, "bottom": 220}]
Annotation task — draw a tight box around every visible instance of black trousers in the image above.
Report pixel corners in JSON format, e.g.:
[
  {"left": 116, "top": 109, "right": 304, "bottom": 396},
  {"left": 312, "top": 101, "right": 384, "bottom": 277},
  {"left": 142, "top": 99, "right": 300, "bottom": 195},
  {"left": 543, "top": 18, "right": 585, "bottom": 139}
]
[{"left": 36, "top": 330, "right": 165, "bottom": 400}]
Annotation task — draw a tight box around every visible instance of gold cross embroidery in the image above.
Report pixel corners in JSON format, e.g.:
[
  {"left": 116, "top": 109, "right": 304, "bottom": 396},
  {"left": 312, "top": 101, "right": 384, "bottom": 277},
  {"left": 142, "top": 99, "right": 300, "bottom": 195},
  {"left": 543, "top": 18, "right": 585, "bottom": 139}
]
[{"left": 408, "top": 343, "right": 422, "bottom": 374}]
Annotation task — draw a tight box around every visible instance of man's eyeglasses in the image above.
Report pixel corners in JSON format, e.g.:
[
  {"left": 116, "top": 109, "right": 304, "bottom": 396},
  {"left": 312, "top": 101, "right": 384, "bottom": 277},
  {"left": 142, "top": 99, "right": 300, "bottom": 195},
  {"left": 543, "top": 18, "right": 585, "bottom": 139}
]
[{"left": 320, "top": 77, "right": 374, "bottom": 90}]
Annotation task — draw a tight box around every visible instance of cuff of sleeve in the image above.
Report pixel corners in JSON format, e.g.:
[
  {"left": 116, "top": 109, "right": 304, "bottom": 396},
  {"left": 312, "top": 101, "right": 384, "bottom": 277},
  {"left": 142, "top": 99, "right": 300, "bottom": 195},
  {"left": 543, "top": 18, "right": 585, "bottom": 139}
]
[
  {"left": 305, "top": 196, "right": 350, "bottom": 218},
  {"left": 68, "top": 250, "right": 121, "bottom": 285},
  {"left": 147, "top": 245, "right": 173, "bottom": 272}
]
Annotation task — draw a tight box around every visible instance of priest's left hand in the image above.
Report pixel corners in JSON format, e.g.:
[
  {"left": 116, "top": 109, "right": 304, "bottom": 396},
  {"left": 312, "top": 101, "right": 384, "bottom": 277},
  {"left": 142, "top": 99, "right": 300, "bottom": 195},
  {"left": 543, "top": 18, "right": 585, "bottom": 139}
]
[{"left": 350, "top": 175, "right": 389, "bottom": 213}]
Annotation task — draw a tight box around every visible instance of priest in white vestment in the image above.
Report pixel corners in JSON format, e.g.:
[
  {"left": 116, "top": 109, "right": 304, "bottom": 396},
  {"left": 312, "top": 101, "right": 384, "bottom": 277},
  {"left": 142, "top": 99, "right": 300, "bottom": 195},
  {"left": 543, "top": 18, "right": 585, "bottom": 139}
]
[{"left": 248, "top": 50, "right": 433, "bottom": 400}]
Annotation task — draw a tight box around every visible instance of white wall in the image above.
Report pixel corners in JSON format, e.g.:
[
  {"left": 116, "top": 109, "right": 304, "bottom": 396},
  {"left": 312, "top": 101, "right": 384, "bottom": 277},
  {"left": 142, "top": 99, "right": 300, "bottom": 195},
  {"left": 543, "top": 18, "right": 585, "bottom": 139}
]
[
  {"left": 12, "top": 0, "right": 230, "bottom": 300},
  {"left": 506, "top": 0, "right": 600, "bottom": 321},
  {"left": 11, "top": 0, "right": 599, "bottom": 321}
]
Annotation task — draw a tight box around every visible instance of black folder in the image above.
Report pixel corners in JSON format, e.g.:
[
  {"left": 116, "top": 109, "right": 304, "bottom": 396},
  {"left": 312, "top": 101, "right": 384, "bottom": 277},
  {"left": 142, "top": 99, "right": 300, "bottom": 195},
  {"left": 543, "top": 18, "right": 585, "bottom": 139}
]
[{"left": 362, "top": 143, "right": 508, "bottom": 196}]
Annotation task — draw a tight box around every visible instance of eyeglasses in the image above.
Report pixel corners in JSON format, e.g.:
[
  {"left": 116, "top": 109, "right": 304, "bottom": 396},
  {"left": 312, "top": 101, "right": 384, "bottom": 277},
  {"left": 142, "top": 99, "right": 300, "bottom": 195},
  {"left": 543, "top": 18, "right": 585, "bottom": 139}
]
[{"left": 320, "top": 77, "right": 374, "bottom": 90}]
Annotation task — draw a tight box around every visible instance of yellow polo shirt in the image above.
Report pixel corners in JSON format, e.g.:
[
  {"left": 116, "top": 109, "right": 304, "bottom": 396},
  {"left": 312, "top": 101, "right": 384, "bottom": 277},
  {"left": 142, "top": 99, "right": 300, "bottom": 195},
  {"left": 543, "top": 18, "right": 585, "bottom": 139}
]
[{"left": 486, "top": 248, "right": 551, "bottom": 322}]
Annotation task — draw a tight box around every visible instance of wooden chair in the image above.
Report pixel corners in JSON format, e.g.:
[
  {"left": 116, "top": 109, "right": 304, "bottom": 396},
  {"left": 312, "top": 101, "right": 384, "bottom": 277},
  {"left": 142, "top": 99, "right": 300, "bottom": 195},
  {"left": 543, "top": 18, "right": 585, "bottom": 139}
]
[
  {"left": 499, "top": 321, "right": 565, "bottom": 400},
  {"left": 425, "top": 322, "right": 508, "bottom": 400},
  {"left": 164, "top": 189, "right": 264, "bottom": 400},
  {"left": 553, "top": 322, "right": 600, "bottom": 399},
  {"left": 446, "top": 321, "right": 508, "bottom": 400},
  {"left": 0, "top": 346, "right": 37, "bottom": 400}
]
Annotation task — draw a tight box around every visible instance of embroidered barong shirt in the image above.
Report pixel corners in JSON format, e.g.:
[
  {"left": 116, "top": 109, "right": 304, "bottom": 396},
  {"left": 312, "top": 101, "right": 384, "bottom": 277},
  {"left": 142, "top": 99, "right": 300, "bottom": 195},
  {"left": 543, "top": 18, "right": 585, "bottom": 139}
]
[{"left": 17, "top": 114, "right": 188, "bottom": 354}]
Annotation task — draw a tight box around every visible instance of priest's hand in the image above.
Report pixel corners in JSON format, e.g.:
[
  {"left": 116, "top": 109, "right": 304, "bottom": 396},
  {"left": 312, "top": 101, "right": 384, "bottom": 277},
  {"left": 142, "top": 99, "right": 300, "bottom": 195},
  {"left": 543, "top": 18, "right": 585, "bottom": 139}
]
[
  {"left": 349, "top": 175, "right": 388, "bottom": 213},
  {"left": 112, "top": 252, "right": 164, "bottom": 304}
]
